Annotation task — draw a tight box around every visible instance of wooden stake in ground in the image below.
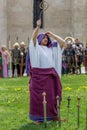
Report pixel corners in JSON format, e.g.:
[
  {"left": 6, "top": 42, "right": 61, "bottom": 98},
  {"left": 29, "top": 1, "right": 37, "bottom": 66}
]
[
  {"left": 56, "top": 96, "right": 61, "bottom": 127},
  {"left": 86, "top": 109, "right": 87, "bottom": 130},
  {"left": 67, "top": 96, "right": 71, "bottom": 123},
  {"left": 42, "top": 92, "right": 47, "bottom": 128},
  {"left": 77, "top": 97, "right": 81, "bottom": 128}
]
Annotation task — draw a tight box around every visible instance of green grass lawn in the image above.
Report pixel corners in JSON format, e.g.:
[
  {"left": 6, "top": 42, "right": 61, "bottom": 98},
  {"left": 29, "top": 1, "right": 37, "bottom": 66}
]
[{"left": 0, "top": 75, "right": 87, "bottom": 130}]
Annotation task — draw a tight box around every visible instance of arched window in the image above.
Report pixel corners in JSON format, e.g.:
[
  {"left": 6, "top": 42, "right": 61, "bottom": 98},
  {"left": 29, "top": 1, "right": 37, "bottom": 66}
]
[{"left": 33, "top": 0, "right": 43, "bottom": 28}]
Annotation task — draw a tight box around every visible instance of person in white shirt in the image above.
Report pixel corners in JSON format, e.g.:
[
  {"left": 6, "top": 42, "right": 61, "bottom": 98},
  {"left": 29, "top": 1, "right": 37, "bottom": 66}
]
[{"left": 28, "top": 19, "right": 66, "bottom": 124}]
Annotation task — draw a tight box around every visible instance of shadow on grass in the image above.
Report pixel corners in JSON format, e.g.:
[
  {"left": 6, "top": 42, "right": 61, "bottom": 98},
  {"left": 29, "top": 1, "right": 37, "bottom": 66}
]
[
  {"left": 12, "top": 122, "right": 58, "bottom": 130},
  {"left": 19, "top": 123, "right": 41, "bottom": 130},
  {"left": 12, "top": 122, "right": 86, "bottom": 130},
  {"left": 11, "top": 123, "right": 45, "bottom": 130}
]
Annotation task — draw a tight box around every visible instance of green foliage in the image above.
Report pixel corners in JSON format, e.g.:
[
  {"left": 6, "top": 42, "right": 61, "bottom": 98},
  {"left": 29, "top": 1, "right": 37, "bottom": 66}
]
[{"left": 0, "top": 75, "right": 87, "bottom": 130}]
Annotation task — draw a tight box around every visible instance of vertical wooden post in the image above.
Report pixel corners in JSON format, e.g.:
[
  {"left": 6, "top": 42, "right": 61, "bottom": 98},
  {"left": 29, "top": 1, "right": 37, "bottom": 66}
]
[
  {"left": 77, "top": 97, "right": 81, "bottom": 128},
  {"left": 56, "top": 96, "right": 61, "bottom": 127},
  {"left": 42, "top": 92, "right": 47, "bottom": 128}
]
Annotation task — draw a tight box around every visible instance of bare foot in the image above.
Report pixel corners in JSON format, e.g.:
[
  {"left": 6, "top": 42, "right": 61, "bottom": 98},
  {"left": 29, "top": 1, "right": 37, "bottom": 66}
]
[
  {"left": 34, "top": 121, "right": 42, "bottom": 125},
  {"left": 53, "top": 117, "right": 67, "bottom": 122}
]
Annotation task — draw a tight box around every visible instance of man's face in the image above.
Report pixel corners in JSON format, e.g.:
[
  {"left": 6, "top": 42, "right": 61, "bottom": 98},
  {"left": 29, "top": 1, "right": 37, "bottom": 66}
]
[
  {"left": 75, "top": 39, "right": 79, "bottom": 44},
  {"left": 41, "top": 35, "right": 48, "bottom": 46}
]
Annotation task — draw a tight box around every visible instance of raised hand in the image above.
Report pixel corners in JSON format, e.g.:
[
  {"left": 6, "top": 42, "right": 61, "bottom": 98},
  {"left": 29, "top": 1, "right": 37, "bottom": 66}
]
[
  {"left": 37, "top": 19, "right": 41, "bottom": 27},
  {"left": 45, "top": 31, "right": 53, "bottom": 37}
]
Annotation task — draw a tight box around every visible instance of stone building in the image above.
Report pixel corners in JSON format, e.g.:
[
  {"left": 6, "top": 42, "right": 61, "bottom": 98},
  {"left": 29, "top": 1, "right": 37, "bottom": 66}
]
[{"left": 0, "top": 0, "right": 87, "bottom": 49}]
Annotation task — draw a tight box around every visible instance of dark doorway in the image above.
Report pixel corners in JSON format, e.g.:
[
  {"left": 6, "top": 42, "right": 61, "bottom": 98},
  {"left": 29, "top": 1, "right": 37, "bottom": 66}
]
[{"left": 33, "top": 0, "right": 43, "bottom": 28}]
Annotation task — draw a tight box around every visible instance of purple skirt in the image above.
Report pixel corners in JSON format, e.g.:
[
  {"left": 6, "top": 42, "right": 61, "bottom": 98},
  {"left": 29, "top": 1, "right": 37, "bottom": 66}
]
[{"left": 29, "top": 67, "right": 62, "bottom": 122}]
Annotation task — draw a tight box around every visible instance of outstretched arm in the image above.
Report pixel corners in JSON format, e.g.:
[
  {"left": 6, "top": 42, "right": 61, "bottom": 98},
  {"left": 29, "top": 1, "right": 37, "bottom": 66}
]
[
  {"left": 46, "top": 31, "right": 66, "bottom": 48},
  {"left": 32, "top": 19, "right": 41, "bottom": 46}
]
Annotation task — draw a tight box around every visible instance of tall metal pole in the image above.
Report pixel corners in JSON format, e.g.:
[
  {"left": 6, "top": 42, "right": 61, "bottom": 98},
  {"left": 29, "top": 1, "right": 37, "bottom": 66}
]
[
  {"left": 16, "top": 36, "right": 19, "bottom": 42},
  {"left": 28, "top": 37, "right": 30, "bottom": 47},
  {"left": 8, "top": 35, "right": 12, "bottom": 77}
]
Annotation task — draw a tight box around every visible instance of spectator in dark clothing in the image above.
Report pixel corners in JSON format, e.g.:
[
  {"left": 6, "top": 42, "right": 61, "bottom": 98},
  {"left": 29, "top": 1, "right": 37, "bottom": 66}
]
[
  {"left": 11, "top": 42, "right": 20, "bottom": 77},
  {"left": 20, "top": 42, "right": 26, "bottom": 76},
  {"left": 63, "top": 43, "right": 77, "bottom": 74}
]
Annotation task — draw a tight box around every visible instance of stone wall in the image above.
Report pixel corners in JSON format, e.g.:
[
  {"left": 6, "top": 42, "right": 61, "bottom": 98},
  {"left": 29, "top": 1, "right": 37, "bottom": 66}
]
[
  {"left": 44, "top": 0, "right": 73, "bottom": 37},
  {"left": 0, "top": 0, "right": 7, "bottom": 48},
  {"left": 7, "top": 0, "right": 33, "bottom": 48},
  {"left": 72, "top": 0, "right": 86, "bottom": 43},
  {"left": 0, "top": 0, "right": 87, "bottom": 48}
]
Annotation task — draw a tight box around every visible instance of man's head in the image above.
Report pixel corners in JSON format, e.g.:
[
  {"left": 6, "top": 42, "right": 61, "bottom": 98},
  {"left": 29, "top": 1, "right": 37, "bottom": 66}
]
[
  {"left": 20, "top": 42, "right": 25, "bottom": 48},
  {"left": 37, "top": 33, "right": 52, "bottom": 47},
  {"left": 75, "top": 38, "right": 79, "bottom": 44},
  {"left": 13, "top": 42, "right": 19, "bottom": 49},
  {"left": 1, "top": 45, "right": 7, "bottom": 51}
]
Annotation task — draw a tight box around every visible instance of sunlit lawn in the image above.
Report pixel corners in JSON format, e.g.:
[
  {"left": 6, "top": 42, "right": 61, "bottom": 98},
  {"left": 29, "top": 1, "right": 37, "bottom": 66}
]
[{"left": 0, "top": 74, "right": 87, "bottom": 130}]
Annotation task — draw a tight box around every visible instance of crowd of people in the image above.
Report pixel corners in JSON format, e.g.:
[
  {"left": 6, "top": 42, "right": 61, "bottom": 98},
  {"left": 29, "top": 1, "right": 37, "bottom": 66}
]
[
  {"left": 0, "top": 37, "right": 87, "bottom": 78},
  {"left": 62, "top": 38, "right": 87, "bottom": 74},
  {"left": 0, "top": 42, "right": 27, "bottom": 78}
]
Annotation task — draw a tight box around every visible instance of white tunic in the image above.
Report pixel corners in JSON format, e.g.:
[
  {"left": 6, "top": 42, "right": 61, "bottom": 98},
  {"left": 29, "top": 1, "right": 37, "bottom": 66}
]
[{"left": 29, "top": 39, "right": 63, "bottom": 78}]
